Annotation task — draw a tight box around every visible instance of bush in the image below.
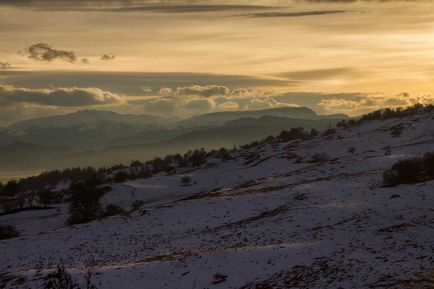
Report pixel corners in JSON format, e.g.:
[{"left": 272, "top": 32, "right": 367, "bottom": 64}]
[
  {"left": 383, "top": 155, "right": 429, "bottom": 187},
  {"left": 3, "top": 181, "right": 19, "bottom": 197},
  {"left": 181, "top": 176, "right": 192, "bottom": 186},
  {"left": 310, "top": 128, "right": 319, "bottom": 137},
  {"left": 113, "top": 171, "right": 129, "bottom": 183},
  {"left": 38, "top": 189, "right": 55, "bottom": 208},
  {"left": 103, "top": 204, "right": 124, "bottom": 217},
  {"left": 188, "top": 148, "right": 208, "bottom": 167},
  {"left": 0, "top": 224, "right": 19, "bottom": 240},
  {"left": 279, "top": 127, "right": 308, "bottom": 142},
  {"left": 42, "top": 265, "right": 98, "bottom": 289},
  {"left": 1, "top": 200, "right": 19, "bottom": 214},
  {"left": 67, "top": 181, "right": 108, "bottom": 225},
  {"left": 18, "top": 167, "right": 101, "bottom": 194},
  {"left": 217, "top": 148, "right": 233, "bottom": 161},
  {"left": 348, "top": 147, "right": 356, "bottom": 155},
  {"left": 384, "top": 146, "right": 392, "bottom": 156},
  {"left": 423, "top": 152, "right": 434, "bottom": 179},
  {"left": 309, "top": 153, "right": 330, "bottom": 163},
  {"left": 323, "top": 128, "right": 336, "bottom": 136},
  {"left": 390, "top": 124, "right": 404, "bottom": 137},
  {"left": 131, "top": 200, "right": 145, "bottom": 211}
]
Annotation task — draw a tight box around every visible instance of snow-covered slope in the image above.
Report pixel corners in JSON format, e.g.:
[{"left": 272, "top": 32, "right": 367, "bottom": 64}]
[{"left": 1, "top": 113, "right": 433, "bottom": 289}]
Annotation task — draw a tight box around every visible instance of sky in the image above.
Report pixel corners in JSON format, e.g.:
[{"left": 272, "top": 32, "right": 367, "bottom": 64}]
[{"left": 1, "top": 0, "right": 434, "bottom": 126}]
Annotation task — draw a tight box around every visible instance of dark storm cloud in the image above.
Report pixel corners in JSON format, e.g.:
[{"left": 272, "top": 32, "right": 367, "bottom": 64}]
[
  {"left": 26, "top": 43, "right": 77, "bottom": 63},
  {"left": 239, "top": 10, "right": 347, "bottom": 18},
  {"left": 0, "top": 84, "right": 121, "bottom": 107}
]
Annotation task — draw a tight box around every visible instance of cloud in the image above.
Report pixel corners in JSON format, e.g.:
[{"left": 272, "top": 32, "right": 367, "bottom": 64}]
[
  {"left": 81, "top": 58, "right": 90, "bottom": 64},
  {"left": 26, "top": 43, "right": 77, "bottom": 63},
  {"left": 318, "top": 92, "right": 434, "bottom": 115},
  {"left": 142, "top": 98, "right": 177, "bottom": 115},
  {"left": 159, "top": 87, "right": 174, "bottom": 97},
  {"left": 142, "top": 86, "right": 153, "bottom": 93},
  {"left": 101, "top": 54, "right": 115, "bottom": 61},
  {"left": 142, "top": 84, "right": 297, "bottom": 117},
  {"left": 239, "top": 10, "right": 347, "bottom": 18},
  {"left": 0, "top": 85, "right": 122, "bottom": 107},
  {"left": 183, "top": 98, "right": 216, "bottom": 112},
  {"left": 0, "top": 71, "right": 289, "bottom": 96},
  {"left": 174, "top": 85, "right": 230, "bottom": 98},
  {"left": 218, "top": 101, "right": 239, "bottom": 110},
  {"left": 274, "top": 67, "right": 365, "bottom": 81},
  {"left": 246, "top": 97, "right": 294, "bottom": 110},
  {"left": 0, "top": 62, "right": 12, "bottom": 69},
  {"left": 0, "top": 1, "right": 273, "bottom": 12}
]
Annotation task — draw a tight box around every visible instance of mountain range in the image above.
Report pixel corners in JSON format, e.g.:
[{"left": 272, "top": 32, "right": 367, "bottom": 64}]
[{"left": 0, "top": 107, "right": 348, "bottom": 173}]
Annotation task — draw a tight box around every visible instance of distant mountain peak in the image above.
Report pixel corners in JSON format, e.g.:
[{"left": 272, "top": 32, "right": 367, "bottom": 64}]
[{"left": 177, "top": 106, "right": 347, "bottom": 128}]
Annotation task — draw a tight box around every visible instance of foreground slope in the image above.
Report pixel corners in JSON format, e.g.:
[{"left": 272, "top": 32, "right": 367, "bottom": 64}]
[{"left": 1, "top": 112, "right": 433, "bottom": 289}]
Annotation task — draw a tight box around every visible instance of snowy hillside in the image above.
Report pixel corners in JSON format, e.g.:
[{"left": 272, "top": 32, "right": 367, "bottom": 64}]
[{"left": 1, "top": 112, "right": 433, "bottom": 289}]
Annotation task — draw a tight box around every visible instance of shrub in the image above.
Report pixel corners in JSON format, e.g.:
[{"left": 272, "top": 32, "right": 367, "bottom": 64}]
[
  {"left": 383, "top": 157, "right": 427, "bottom": 187},
  {"left": 3, "top": 181, "right": 19, "bottom": 197},
  {"left": 0, "top": 224, "right": 19, "bottom": 240},
  {"left": 67, "top": 181, "right": 108, "bottom": 225},
  {"left": 279, "top": 127, "right": 308, "bottom": 142},
  {"left": 348, "top": 147, "right": 356, "bottom": 155},
  {"left": 103, "top": 204, "right": 125, "bottom": 217},
  {"left": 42, "top": 265, "right": 98, "bottom": 289},
  {"left": 188, "top": 148, "right": 208, "bottom": 167},
  {"left": 39, "top": 189, "right": 55, "bottom": 208},
  {"left": 113, "top": 171, "right": 129, "bottom": 183},
  {"left": 384, "top": 146, "right": 392, "bottom": 156},
  {"left": 343, "top": 103, "right": 434, "bottom": 129},
  {"left": 212, "top": 273, "right": 227, "bottom": 284},
  {"left": 181, "top": 176, "right": 192, "bottom": 186},
  {"left": 217, "top": 148, "right": 233, "bottom": 161},
  {"left": 390, "top": 124, "right": 404, "bottom": 137},
  {"left": 323, "top": 128, "right": 336, "bottom": 136},
  {"left": 1, "top": 200, "right": 18, "bottom": 214},
  {"left": 165, "top": 165, "right": 176, "bottom": 174},
  {"left": 17, "top": 167, "right": 101, "bottom": 194},
  {"left": 310, "top": 128, "right": 319, "bottom": 137},
  {"left": 309, "top": 153, "right": 330, "bottom": 163},
  {"left": 423, "top": 152, "right": 434, "bottom": 179},
  {"left": 131, "top": 200, "right": 145, "bottom": 211},
  {"left": 130, "top": 160, "right": 142, "bottom": 167}
]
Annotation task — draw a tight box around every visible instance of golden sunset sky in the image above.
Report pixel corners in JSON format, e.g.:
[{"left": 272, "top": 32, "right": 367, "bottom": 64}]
[{"left": 1, "top": 0, "right": 434, "bottom": 125}]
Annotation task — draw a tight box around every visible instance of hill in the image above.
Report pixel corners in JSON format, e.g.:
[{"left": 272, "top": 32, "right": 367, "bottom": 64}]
[
  {"left": 176, "top": 107, "right": 348, "bottom": 128},
  {"left": 0, "top": 110, "right": 171, "bottom": 150},
  {"left": 50, "top": 116, "right": 340, "bottom": 169},
  {"left": 1, "top": 107, "right": 433, "bottom": 289}
]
